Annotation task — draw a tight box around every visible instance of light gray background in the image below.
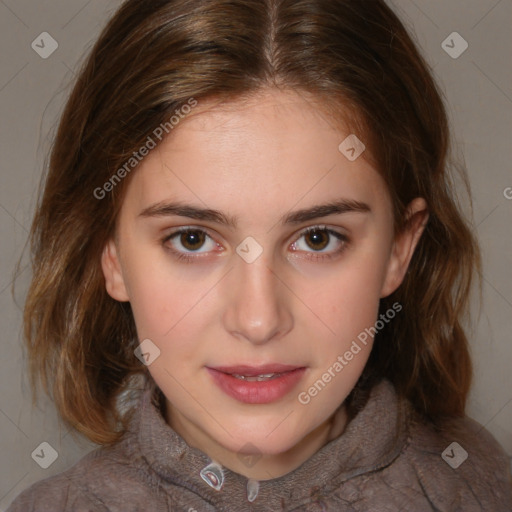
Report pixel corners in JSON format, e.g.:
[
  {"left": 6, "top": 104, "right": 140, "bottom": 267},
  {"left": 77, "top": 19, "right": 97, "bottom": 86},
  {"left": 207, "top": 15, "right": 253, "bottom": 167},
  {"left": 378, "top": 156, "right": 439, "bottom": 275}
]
[{"left": 1, "top": 0, "right": 511, "bottom": 508}]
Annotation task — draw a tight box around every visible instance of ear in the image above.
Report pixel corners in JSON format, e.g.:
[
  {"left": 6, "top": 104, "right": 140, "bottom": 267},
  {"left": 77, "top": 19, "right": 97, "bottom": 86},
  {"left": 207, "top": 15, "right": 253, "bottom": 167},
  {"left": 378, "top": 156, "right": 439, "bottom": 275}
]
[
  {"left": 381, "top": 197, "right": 429, "bottom": 298},
  {"left": 101, "top": 238, "right": 130, "bottom": 302}
]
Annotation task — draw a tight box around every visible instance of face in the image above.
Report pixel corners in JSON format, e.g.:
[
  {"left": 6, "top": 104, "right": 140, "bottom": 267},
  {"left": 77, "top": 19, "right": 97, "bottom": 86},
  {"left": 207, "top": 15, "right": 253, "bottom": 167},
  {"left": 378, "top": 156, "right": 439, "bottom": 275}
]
[{"left": 102, "top": 88, "right": 426, "bottom": 474}]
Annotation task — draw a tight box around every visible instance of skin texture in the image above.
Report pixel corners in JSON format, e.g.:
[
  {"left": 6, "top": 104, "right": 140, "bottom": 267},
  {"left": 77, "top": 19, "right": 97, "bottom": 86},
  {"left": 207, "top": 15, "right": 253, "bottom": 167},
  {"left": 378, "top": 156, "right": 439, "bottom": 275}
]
[{"left": 101, "top": 88, "right": 428, "bottom": 480}]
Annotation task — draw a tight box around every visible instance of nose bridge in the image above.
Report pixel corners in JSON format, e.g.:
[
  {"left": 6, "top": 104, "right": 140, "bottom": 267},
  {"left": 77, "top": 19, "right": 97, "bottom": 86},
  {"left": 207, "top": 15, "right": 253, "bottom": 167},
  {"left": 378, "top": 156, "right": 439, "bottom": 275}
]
[{"left": 222, "top": 251, "right": 293, "bottom": 344}]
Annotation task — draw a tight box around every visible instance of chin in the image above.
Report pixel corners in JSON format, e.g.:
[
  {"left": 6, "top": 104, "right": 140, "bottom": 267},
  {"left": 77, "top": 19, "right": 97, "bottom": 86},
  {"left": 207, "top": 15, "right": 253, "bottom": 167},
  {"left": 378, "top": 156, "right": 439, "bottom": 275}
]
[{"left": 218, "top": 418, "right": 313, "bottom": 456}]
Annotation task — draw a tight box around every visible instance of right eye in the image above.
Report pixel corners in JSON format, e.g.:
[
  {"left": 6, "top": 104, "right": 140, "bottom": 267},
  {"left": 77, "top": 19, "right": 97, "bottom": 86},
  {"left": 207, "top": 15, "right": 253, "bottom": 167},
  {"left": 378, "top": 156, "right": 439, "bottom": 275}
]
[{"left": 162, "top": 227, "right": 223, "bottom": 262}]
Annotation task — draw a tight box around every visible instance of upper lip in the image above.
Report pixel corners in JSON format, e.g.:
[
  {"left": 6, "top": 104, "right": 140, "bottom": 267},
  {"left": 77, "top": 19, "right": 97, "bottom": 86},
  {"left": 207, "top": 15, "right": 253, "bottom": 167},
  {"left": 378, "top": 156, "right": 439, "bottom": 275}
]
[{"left": 208, "top": 364, "right": 304, "bottom": 376}]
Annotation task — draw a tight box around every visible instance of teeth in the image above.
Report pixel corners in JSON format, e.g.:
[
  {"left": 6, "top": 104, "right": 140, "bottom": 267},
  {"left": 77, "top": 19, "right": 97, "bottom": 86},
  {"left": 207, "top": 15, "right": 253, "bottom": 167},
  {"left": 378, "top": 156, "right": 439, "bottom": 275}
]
[{"left": 231, "top": 373, "right": 281, "bottom": 381}]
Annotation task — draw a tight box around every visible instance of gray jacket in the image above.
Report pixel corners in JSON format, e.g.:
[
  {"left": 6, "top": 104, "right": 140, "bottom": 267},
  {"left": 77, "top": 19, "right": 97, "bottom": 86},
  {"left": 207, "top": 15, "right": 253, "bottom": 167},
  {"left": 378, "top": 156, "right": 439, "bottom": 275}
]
[{"left": 6, "top": 378, "right": 512, "bottom": 511}]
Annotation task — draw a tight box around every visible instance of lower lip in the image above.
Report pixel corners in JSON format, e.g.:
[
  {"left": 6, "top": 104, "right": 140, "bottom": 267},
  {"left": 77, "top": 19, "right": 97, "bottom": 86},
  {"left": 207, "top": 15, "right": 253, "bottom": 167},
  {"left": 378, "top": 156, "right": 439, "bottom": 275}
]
[{"left": 206, "top": 368, "right": 307, "bottom": 404}]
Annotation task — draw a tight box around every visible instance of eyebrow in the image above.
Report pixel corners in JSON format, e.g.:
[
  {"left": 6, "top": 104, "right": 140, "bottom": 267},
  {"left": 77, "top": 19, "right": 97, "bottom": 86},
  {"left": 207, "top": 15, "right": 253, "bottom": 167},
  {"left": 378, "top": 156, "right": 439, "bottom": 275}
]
[{"left": 138, "top": 198, "right": 371, "bottom": 227}]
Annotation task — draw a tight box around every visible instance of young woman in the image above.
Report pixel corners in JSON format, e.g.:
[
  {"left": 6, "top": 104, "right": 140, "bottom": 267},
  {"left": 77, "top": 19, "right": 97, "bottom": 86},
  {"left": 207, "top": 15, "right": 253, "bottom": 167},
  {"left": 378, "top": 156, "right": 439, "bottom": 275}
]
[{"left": 8, "top": 0, "right": 512, "bottom": 510}]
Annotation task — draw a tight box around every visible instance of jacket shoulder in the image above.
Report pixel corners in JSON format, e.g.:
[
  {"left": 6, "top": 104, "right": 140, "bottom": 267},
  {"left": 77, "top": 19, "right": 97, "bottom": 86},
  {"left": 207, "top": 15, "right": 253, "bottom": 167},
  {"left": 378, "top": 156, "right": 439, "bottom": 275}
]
[
  {"left": 5, "top": 441, "right": 161, "bottom": 512},
  {"left": 5, "top": 452, "right": 109, "bottom": 512},
  {"left": 404, "top": 410, "right": 512, "bottom": 510}
]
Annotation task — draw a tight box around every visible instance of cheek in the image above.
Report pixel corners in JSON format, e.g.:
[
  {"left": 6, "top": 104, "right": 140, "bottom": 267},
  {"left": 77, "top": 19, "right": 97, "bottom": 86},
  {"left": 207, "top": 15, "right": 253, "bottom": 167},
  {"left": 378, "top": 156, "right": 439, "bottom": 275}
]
[
  {"left": 299, "top": 249, "right": 389, "bottom": 340},
  {"left": 122, "top": 253, "right": 213, "bottom": 349},
  {"left": 128, "top": 272, "right": 215, "bottom": 392}
]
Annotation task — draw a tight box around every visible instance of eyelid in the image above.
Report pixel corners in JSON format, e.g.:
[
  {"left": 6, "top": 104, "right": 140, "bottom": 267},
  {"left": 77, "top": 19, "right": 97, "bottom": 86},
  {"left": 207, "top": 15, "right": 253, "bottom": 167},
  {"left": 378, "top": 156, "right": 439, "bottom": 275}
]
[
  {"left": 297, "top": 224, "right": 346, "bottom": 237},
  {"left": 162, "top": 225, "right": 216, "bottom": 243}
]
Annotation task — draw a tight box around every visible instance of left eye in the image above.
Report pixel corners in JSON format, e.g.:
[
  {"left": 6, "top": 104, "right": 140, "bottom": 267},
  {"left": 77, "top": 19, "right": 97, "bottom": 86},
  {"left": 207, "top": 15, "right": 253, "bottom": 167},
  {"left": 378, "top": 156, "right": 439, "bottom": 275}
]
[{"left": 291, "top": 227, "right": 346, "bottom": 253}]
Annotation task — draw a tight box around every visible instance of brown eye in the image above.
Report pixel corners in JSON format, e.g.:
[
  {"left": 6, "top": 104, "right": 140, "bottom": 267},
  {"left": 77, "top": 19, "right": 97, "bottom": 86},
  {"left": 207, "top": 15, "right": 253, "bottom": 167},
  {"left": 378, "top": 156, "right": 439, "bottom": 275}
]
[
  {"left": 304, "top": 229, "right": 330, "bottom": 250},
  {"left": 179, "top": 230, "right": 206, "bottom": 251},
  {"left": 163, "top": 227, "right": 221, "bottom": 262},
  {"left": 290, "top": 227, "right": 348, "bottom": 260}
]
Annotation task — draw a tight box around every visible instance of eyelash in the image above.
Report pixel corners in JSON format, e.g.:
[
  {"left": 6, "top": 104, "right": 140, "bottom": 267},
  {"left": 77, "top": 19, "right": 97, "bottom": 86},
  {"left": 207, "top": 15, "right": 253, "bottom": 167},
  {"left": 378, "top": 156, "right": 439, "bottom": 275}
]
[{"left": 162, "top": 225, "right": 349, "bottom": 264}]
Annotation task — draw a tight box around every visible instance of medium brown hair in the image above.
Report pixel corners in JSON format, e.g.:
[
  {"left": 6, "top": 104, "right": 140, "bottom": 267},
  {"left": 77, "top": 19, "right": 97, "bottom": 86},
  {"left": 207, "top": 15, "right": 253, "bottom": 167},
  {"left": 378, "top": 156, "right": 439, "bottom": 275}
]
[{"left": 22, "top": 0, "right": 481, "bottom": 445}]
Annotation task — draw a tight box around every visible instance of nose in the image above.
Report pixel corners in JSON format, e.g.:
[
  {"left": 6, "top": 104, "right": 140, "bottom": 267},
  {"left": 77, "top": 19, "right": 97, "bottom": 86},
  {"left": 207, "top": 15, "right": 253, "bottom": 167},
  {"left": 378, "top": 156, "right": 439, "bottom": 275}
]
[{"left": 222, "top": 253, "right": 293, "bottom": 346}]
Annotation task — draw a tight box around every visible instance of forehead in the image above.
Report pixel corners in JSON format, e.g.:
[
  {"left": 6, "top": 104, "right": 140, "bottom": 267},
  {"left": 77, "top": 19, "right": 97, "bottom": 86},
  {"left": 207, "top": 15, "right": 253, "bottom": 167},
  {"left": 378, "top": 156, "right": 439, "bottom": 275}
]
[{"left": 120, "top": 89, "right": 390, "bottom": 225}]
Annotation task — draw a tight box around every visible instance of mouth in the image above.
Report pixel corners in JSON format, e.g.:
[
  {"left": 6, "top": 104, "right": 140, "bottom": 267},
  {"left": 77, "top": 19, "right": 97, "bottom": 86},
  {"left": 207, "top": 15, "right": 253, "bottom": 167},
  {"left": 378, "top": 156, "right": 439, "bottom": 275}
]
[
  {"left": 210, "top": 363, "right": 303, "bottom": 375},
  {"left": 206, "top": 364, "right": 307, "bottom": 404}
]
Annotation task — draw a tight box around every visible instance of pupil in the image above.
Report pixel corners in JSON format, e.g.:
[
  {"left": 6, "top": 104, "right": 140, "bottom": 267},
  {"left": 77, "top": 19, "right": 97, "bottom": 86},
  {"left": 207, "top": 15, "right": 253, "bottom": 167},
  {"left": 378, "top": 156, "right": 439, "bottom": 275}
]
[
  {"left": 306, "top": 230, "right": 328, "bottom": 250},
  {"left": 181, "top": 231, "right": 205, "bottom": 250}
]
